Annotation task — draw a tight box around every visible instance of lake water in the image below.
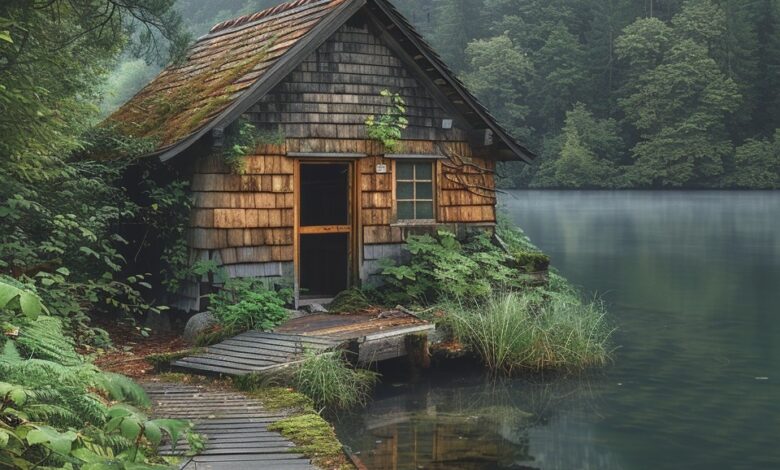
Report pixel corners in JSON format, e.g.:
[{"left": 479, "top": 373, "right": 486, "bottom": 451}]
[{"left": 335, "top": 191, "right": 780, "bottom": 470}]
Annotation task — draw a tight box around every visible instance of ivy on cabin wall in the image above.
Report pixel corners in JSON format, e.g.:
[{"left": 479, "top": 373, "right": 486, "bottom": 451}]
[{"left": 365, "top": 90, "right": 409, "bottom": 152}]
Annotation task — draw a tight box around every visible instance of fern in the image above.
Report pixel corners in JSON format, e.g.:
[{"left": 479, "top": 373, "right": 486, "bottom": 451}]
[
  {"left": 95, "top": 372, "right": 151, "bottom": 407},
  {"left": 14, "top": 316, "right": 82, "bottom": 366}
]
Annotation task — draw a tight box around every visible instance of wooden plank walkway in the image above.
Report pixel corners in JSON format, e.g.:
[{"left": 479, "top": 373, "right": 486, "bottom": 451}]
[
  {"left": 171, "top": 332, "right": 340, "bottom": 376},
  {"left": 143, "top": 382, "right": 317, "bottom": 470},
  {"left": 171, "top": 313, "right": 434, "bottom": 376}
]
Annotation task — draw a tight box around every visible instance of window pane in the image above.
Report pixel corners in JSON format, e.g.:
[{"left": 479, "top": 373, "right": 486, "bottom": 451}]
[
  {"left": 397, "top": 162, "right": 414, "bottom": 180},
  {"left": 416, "top": 182, "right": 433, "bottom": 199},
  {"left": 398, "top": 201, "right": 414, "bottom": 220},
  {"left": 415, "top": 163, "right": 433, "bottom": 180},
  {"left": 416, "top": 201, "right": 434, "bottom": 219},
  {"left": 398, "top": 182, "right": 414, "bottom": 199}
]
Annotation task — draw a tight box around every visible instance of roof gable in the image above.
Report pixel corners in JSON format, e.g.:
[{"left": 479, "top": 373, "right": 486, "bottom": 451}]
[
  {"left": 106, "top": 0, "right": 534, "bottom": 163},
  {"left": 248, "top": 18, "right": 472, "bottom": 143}
]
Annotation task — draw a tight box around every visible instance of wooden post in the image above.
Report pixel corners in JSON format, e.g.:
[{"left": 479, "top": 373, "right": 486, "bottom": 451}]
[{"left": 405, "top": 333, "right": 430, "bottom": 372}]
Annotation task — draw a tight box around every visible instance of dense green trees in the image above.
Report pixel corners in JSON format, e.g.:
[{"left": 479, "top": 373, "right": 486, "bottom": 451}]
[{"left": 416, "top": 0, "right": 780, "bottom": 188}]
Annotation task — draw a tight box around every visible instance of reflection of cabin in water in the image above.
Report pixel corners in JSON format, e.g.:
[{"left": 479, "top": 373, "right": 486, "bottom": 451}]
[
  {"left": 108, "top": 0, "right": 534, "bottom": 308},
  {"left": 348, "top": 393, "right": 535, "bottom": 469}
]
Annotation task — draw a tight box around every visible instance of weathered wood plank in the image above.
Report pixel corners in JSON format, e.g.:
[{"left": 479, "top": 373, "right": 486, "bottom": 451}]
[{"left": 142, "top": 383, "right": 316, "bottom": 469}]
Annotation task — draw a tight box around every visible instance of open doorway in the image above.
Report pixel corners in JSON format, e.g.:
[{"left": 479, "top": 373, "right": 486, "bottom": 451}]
[{"left": 298, "top": 162, "right": 352, "bottom": 299}]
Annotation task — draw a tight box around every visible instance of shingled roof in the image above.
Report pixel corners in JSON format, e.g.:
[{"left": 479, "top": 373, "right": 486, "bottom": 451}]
[{"left": 107, "top": 0, "right": 534, "bottom": 163}]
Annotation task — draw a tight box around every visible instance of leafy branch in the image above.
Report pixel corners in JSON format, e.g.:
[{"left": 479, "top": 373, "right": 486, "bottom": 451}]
[{"left": 365, "top": 89, "right": 409, "bottom": 152}]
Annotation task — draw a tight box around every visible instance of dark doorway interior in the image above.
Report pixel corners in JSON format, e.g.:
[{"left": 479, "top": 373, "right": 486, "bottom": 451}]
[
  {"left": 300, "top": 163, "right": 349, "bottom": 227},
  {"left": 299, "top": 163, "right": 351, "bottom": 297},
  {"left": 300, "top": 233, "right": 349, "bottom": 297}
]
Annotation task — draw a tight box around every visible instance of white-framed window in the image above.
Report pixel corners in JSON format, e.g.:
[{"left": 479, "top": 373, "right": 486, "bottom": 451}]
[{"left": 396, "top": 161, "right": 435, "bottom": 221}]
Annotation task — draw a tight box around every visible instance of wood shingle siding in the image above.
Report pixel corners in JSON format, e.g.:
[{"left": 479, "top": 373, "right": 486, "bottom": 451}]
[
  {"left": 247, "top": 21, "right": 465, "bottom": 146},
  {"left": 189, "top": 152, "right": 296, "bottom": 262}
]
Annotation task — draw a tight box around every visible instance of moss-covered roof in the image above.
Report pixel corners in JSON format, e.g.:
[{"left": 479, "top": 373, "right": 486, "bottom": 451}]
[{"left": 107, "top": 0, "right": 347, "bottom": 149}]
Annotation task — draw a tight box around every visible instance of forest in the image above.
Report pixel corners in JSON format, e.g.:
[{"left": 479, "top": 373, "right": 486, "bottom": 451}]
[{"left": 99, "top": 0, "right": 780, "bottom": 189}]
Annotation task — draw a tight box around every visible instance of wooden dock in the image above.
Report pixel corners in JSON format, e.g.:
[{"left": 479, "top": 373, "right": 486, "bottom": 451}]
[
  {"left": 172, "top": 312, "right": 434, "bottom": 376},
  {"left": 143, "top": 382, "right": 316, "bottom": 470}
]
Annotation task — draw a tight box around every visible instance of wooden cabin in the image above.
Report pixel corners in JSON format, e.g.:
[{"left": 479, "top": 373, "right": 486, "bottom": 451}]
[{"left": 108, "top": 0, "right": 534, "bottom": 309}]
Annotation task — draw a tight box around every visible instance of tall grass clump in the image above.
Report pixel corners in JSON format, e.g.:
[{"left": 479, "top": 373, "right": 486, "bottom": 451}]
[
  {"left": 293, "top": 350, "right": 379, "bottom": 410},
  {"left": 446, "top": 291, "right": 612, "bottom": 374}
]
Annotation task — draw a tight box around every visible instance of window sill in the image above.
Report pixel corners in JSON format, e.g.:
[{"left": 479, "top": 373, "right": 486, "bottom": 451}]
[{"left": 391, "top": 220, "right": 439, "bottom": 227}]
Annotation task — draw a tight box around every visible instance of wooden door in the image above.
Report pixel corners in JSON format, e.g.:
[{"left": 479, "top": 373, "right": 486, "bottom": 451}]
[{"left": 296, "top": 161, "right": 354, "bottom": 299}]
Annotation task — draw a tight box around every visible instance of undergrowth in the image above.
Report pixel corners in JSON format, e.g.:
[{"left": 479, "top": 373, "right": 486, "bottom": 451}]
[
  {"left": 0, "top": 280, "right": 199, "bottom": 469},
  {"left": 373, "top": 217, "right": 613, "bottom": 374},
  {"left": 206, "top": 278, "right": 292, "bottom": 333},
  {"left": 443, "top": 291, "right": 612, "bottom": 373},
  {"left": 234, "top": 350, "right": 378, "bottom": 412},
  {"left": 294, "top": 350, "right": 378, "bottom": 410}
]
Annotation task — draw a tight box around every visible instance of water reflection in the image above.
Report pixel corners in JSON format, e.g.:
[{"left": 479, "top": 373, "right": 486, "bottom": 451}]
[
  {"left": 340, "top": 374, "right": 628, "bottom": 470},
  {"left": 336, "top": 191, "right": 780, "bottom": 469}
]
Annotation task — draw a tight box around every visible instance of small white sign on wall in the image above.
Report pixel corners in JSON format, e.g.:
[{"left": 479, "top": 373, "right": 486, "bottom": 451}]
[{"left": 376, "top": 164, "right": 388, "bottom": 174}]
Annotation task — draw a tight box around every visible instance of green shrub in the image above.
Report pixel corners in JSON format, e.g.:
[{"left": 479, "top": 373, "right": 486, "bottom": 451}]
[
  {"left": 207, "top": 278, "right": 291, "bottom": 332},
  {"left": 379, "top": 230, "right": 517, "bottom": 303},
  {"left": 293, "top": 350, "right": 378, "bottom": 410},
  {"left": 445, "top": 291, "right": 612, "bottom": 373}
]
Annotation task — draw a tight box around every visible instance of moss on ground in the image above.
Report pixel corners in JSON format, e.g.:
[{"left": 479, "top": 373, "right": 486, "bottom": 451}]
[
  {"left": 234, "top": 379, "right": 354, "bottom": 468},
  {"left": 245, "top": 386, "right": 313, "bottom": 412},
  {"left": 268, "top": 412, "right": 352, "bottom": 470}
]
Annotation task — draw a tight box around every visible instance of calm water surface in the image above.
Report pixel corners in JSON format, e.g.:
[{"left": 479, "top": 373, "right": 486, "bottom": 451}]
[{"left": 335, "top": 191, "right": 780, "bottom": 470}]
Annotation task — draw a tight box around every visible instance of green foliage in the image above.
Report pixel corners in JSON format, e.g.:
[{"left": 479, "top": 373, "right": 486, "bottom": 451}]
[
  {"left": 0, "top": 277, "right": 47, "bottom": 320},
  {"left": 0, "top": 153, "right": 165, "bottom": 344},
  {"left": 729, "top": 130, "right": 780, "bottom": 188},
  {"left": 532, "top": 103, "right": 624, "bottom": 188},
  {"left": 444, "top": 291, "right": 613, "bottom": 374},
  {"left": 137, "top": 177, "right": 197, "bottom": 295},
  {"left": 432, "top": 0, "right": 779, "bottom": 189},
  {"left": 13, "top": 316, "right": 83, "bottom": 366},
  {"left": 463, "top": 34, "right": 534, "bottom": 136},
  {"left": 379, "top": 230, "right": 518, "bottom": 304},
  {"left": 0, "top": 0, "right": 187, "bottom": 172},
  {"left": 207, "top": 278, "right": 291, "bottom": 332},
  {"left": 220, "top": 120, "right": 284, "bottom": 174},
  {"left": 365, "top": 90, "right": 409, "bottom": 152},
  {"left": 618, "top": 35, "right": 741, "bottom": 187},
  {"left": 292, "top": 351, "right": 379, "bottom": 410},
  {"left": 100, "top": 59, "right": 161, "bottom": 116},
  {"left": 0, "top": 287, "right": 194, "bottom": 469}
]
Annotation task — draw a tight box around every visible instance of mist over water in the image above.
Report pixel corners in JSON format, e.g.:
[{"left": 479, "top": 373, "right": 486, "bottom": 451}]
[{"left": 335, "top": 191, "right": 780, "bottom": 470}]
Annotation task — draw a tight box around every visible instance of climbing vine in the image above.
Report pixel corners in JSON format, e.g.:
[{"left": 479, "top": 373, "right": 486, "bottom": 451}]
[{"left": 365, "top": 89, "right": 409, "bottom": 152}]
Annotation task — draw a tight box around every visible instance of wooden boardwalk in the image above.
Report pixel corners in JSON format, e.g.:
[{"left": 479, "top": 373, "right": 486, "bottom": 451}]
[
  {"left": 143, "top": 382, "right": 317, "bottom": 470},
  {"left": 171, "top": 332, "right": 340, "bottom": 376},
  {"left": 172, "top": 313, "right": 434, "bottom": 377}
]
